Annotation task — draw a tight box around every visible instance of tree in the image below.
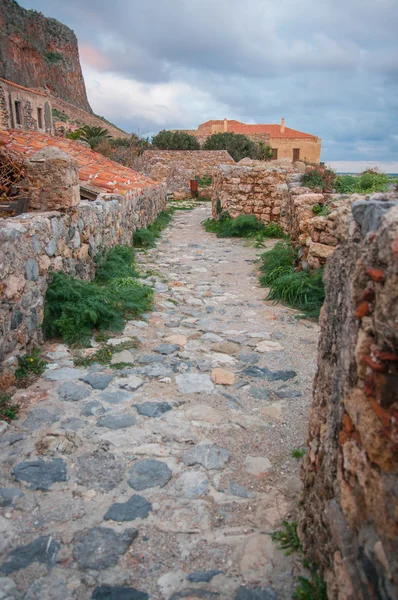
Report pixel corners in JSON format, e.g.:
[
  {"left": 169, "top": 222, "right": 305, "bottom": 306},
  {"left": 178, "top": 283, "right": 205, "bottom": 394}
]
[
  {"left": 152, "top": 130, "right": 200, "bottom": 150},
  {"left": 203, "top": 132, "right": 258, "bottom": 162}
]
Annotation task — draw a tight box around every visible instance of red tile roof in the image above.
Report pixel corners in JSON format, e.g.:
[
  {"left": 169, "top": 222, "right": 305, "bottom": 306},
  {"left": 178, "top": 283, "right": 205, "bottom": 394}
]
[
  {"left": 0, "top": 130, "right": 160, "bottom": 196},
  {"left": 0, "top": 77, "right": 47, "bottom": 97},
  {"left": 196, "top": 120, "right": 318, "bottom": 139}
]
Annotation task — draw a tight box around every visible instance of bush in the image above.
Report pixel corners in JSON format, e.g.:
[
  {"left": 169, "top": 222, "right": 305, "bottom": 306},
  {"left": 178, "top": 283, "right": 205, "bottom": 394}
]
[
  {"left": 256, "top": 141, "right": 273, "bottom": 160},
  {"left": 203, "top": 214, "right": 286, "bottom": 240},
  {"left": 259, "top": 241, "right": 325, "bottom": 318},
  {"left": 152, "top": 130, "right": 200, "bottom": 150},
  {"left": 335, "top": 171, "right": 391, "bottom": 194},
  {"left": 312, "top": 204, "right": 331, "bottom": 216},
  {"left": 198, "top": 175, "right": 212, "bottom": 187},
  {"left": 301, "top": 166, "right": 336, "bottom": 191},
  {"left": 45, "top": 51, "right": 63, "bottom": 65},
  {"left": 133, "top": 228, "right": 157, "bottom": 249},
  {"left": 43, "top": 246, "right": 153, "bottom": 346},
  {"left": 203, "top": 132, "right": 258, "bottom": 162}
]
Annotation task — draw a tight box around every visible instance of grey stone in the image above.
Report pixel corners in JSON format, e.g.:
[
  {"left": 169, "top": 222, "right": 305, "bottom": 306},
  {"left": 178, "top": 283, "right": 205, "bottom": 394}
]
[
  {"left": 249, "top": 387, "right": 271, "bottom": 400},
  {"left": 183, "top": 444, "right": 231, "bottom": 470},
  {"left": 92, "top": 586, "right": 148, "bottom": 600},
  {"left": 99, "top": 390, "right": 132, "bottom": 404},
  {"left": 170, "top": 591, "right": 219, "bottom": 599},
  {"left": 187, "top": 570, "right": 222, "bottom": 582},
  {"left": 136, "top": 364, "right": 172, "bottom": 378},
  {"left": 60, "top": 417, "right": 85, "bottom": 431},
  {"left": 242, "top": 366, "right": 296, "bottom": 381},
  {"left": 25, "top": 258, "right": 39, "bottom": 282},
  {"left": 276, "top": 389, "right": 302, "bottom": 399},
  {"left": 22, "top": 408, "right": 60, "bottom": 431},
  {"left": 72, "top": 527, "right": 138, "bottom": 570},
  {"left": 201, "top": 333, "right": 224, "bottom": 343},
  {"left": 170, "top": 471, "right": 209, "bottom": 499},
  {"left": 154, "top": 283, "right": 169, "bottom": 293},
  {"left": 104, "top": 494, "right": 152, "bottom": 521},
  {"left": 58, "top": 382, "right": 90, "bottom": 402},
  {"left": 135, "top": 402, "right": 172, "bottom": 418},
  {"left": 0, "top": 421, "right": 8, "bottom": 435},
  {"left": 241, "top": 366, "right": 268, "bottom": 378},
  {"left": 0, "top": 577, "right": 22, "bottom": 600},
  {"left": 117, "top": 375, "right": 144, "bottom": 390},
  {"left": 0, "top": 433, "right": 24, "bottom": 447},
  {"left": 239, "top": 352, "right": 260, "bottom": 365},
  {"left": 0, "top": 536, "right": 60, "bottom": 574},
  {"left": 25, "top": 575, "right": 72, "bottom": 600},
  {"left": 227, "top": 482, "right": 255, "bottom": 498},
  {"left": 154, "top": 344, "right": 179, "bottom": 355},
  {"left": 352, "top": 198, "right": 398, "bottom": 234},
  {"left": 176, "top": 373, "right": 214, "bottom": 394},
  {"left": 81, "top": 400, "right": 105, "bottom": 416},
  {"left": 13, "top": 458, "right": 67, "bottom": 490},
  {"left": 135, "top": 354, "right": 165, "bottom": 364},
  {"left": 44, "top": 367, "right": 84, "bottom": 381},
  {"left": 45, "top": 240, "right": 57, "bottom": 257},
  {"left": 235, "top": 586, "right": 277, "bottom": 600},
  {"left": 76, "top": 453, "right": 125, "bottom": 491},
  {"left": 0, "top": 488, "right": 24, "bottom": 508},
  {"left": 80, "top": 373, "right": 114, "bottom": 390},
  {"left": 128, "top": 459, "right": 172, "bottom": 490},
  {"left": 97, "top": 413, "right": 136, "bottom": 430}
]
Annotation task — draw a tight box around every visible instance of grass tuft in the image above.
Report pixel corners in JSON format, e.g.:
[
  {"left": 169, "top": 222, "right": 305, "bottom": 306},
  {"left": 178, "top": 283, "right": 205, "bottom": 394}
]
[
  {"left": 271, "top": 520, "right": 301, "bottom": 555},
  {"left": 291, "top": 448, "right": 307, "bottom": 459},
  {"left": 203, "top": 214, "right": 286, "bottom": 240},
  {"left": 15, "top": 349, "right": 46, "bottom": 381},
  {"left": 0, "top": 392, "right": 20, "bottom": 421},
  {"left": 293, "top": 574, "right": 327, "bottom": 600}
]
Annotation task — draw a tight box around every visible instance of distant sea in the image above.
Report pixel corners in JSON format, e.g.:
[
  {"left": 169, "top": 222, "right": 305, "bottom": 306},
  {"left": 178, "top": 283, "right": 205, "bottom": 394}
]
[{"left": 337, "top": 172, "right": 398, "bottom": 177}]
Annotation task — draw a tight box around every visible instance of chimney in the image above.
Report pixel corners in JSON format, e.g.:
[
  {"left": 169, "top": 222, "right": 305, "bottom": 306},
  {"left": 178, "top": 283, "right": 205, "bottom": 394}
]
[
  {"left": 280, "top": 117, "right": 285, "bottom": 133},
  {"left": 224, "top": 118, "right": 228, "bottom": 132}
]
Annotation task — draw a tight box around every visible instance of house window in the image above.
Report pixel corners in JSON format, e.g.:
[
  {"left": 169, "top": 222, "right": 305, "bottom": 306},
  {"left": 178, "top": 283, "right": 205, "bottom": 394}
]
[
  {"left": 272, "top": 148, "right": 278, "bottom": 159},
  {"left": 37, "top": 107, "right": 43, "bottom": 129},
  {"left": 293, "top": 148, "right": 300, "bottom": 161},
  {"left": 15, "top": 101, "right": 22, "bottom": 126}
]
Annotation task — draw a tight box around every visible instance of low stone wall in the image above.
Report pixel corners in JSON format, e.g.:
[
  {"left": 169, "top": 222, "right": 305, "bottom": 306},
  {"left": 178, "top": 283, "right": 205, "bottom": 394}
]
[
  {"left": 0, "top": 188, "right": 165, "bottom": 371},
  {"left": 211, "top": 160, "right": 300, "bottom": 232},
  {"left": 299, "top": 198, "right": 398, "bottom": 599},
  {"left": 141, "top": 150, "right": 234, "bottom": 195}
]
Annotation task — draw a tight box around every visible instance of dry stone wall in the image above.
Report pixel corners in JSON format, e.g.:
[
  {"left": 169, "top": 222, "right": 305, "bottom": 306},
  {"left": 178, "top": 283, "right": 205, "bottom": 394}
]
[
  {"left": 0, "top": 186, "right": 165, "bottom": 371},
  {"left": 299, "top": 197, "right": 398, "bottom": 599}
]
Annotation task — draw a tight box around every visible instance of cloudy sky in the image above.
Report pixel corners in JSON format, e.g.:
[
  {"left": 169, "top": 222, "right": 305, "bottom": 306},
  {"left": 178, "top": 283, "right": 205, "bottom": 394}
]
[{"left": 20, "top": 0, "right": 398, "bottom": 170}]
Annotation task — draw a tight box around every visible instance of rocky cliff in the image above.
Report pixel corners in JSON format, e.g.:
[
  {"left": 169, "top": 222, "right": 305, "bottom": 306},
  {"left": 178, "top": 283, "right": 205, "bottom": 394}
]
[{"left": 0, "top": 0, "right": 92, "bottom": 113}]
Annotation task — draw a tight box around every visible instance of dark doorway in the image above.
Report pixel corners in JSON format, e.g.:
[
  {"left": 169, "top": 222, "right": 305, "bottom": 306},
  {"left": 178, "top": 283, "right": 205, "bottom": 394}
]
[{"left": 293, "top": 148, "right": 300, "bottom": 161}]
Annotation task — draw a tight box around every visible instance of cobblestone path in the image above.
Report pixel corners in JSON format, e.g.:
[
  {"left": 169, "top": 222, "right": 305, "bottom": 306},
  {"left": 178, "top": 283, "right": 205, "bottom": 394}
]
[{"left": 0, "top": 204, "right": 319, "bottom": 600}]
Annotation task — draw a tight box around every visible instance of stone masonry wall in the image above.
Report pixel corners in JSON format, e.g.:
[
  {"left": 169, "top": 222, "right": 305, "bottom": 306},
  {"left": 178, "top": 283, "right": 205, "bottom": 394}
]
[
  {"left": 141, "top": 150, "right": 235, "bottom": 195},
  {"left": 0, "top": 188, "right": 165, "bottom": 371},
  {"left": 299, "top": 198, "right": 398, "bottom": 599}
]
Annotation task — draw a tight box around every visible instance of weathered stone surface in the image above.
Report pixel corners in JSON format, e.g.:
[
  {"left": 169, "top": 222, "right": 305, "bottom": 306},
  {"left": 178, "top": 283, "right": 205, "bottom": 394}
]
[
  {"left": 211, "top": 341, "right": 240, "bottom": 355},
  {"left": 211, "top": 367, "right": 235, "bottom": 385},
  {"left": 244, "top": 456, "right": 272, "bottom": 475},
  {"left": 44, "top": 368, "right": 83, "bottom": 381},
  {"left": 154, "top": 343, "right": 179, "bottom": 355},
  {"left": 99, "top": 390, "right": 132, "bottom": 404},
  {"left": 276, "top": 389, "right": 302, "bottom": 399},
  {"left": 72, "top": 527, "right": 138, "bottom": 570},
  {"left": 135, "top": 402, "right": 172, "bottom": 418},
  {"left": 0, "top": 488, "right": 24, "bottom": 508},
  {"left": 249, "top": 387, "right": 271, "bottom": 400},
  {"left": 255, "top": 340, "right": 283, "bottom": 352},
  {"left": 169, "top": 471, "right": 209, "bottom": 499},
  {"left": 185, "top": 404, "right": 222, "bottom": 424},
  {"left": 0, "top": 577, "right": 22, "bottom": 600},
  {"left": 110, "top": 350, "right": 135, "bottom": 365},
  {"left": 164, "top": 335, "right": 187, "bottom": 346},
  {"left": 80, "top": 372, "right": 114, "bottom": 390},
  {"left": 81, "top": 400, "right": 105, "bottom": 416},
  {"left": 22, "top": 408, "right": 60, "bottom": 431},
  {"left": 116, "top": 375, "right": 144, "bottom": 391},
  {"left": 60, "top": 417, "right": 85, "bottom": 431},
  {"left": 92, "top": 587, "right": 149, "bottom": 600},
  {"left": 13, "top": 458, "right": 67, "bottom": 490},
  {"left": 235, "top": 586, "right": 277, "bottom": 600},
  {"left": 76, "top": 453, "right": 125, "bottom": 491},
  {"left": 97, "top": 413, "right": 136, "bottom": 430},
  {"left": 24, "top": 575, "right": 72, "bottom": 600},
  {"left": 187, "top": 570, "right": 222, "bottom": 582},
  {"left": 128, "top": 459, "right": 172, "bottom": 490},
  {"left": 183, "top": 444, "right": 231, "bottom": 470},
  {"left": 227, "top": 482, "right": 255, "bottom": 498},
  {"left": 58, "top": 381, "right": 90, "bottom": 402},
  {"left": 104, "top": 494, "right": 152, "bottom": 522},
  {"left": 176, "top": 373, "right": 214, "bottom": 394},
  {"left": 0, "top": 536, "right": 60, "bottom": 574}
]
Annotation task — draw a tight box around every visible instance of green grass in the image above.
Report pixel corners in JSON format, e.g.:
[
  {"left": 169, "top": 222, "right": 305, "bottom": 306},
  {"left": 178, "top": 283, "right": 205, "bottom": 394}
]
[
  {"left": 203, "top": 214, "right": 286, "bottom": 240},
  {"left": 312, "top": 204, "right": 331, "bottom": 217},
  {"left": 0, "top": 392, "right": 20, "bottom": 421},
  {"left": 198, "top": 175, "right": 212, "bottom": 187},
  {"left": 293, "top": 574, "right": 327, "bottom": 600},
  {"left": 15, "top": 349, "right": 46, "bottom": 380},
  {"left": 271, "top": 521, "right": 301, "bottom": 555},
  {"left": 133, "top": 208, "right": 177, "bottom": 249},
  {"left": 43, "top": 245, "right": 153, "bottom": 346},
  {"left": 259, "top": 241, "right": 325, "bottom": 319},
  {"left": 335, "top": 171, "right": 391, "bottom": 194},
  {"left": 291, "top": 448, "right": 307, "bottom": 459}
]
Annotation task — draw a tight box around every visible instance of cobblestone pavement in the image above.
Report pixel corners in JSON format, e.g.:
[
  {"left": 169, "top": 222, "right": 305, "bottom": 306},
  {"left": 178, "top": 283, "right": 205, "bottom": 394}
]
[{"left": 0, "top": 204, "right": 319, "bottom": 600}]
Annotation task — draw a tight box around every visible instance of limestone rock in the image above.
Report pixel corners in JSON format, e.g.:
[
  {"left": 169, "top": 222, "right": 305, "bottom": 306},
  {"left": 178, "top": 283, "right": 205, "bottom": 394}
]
[{"left": 212, "top": 368, "right": 235, "bottom": 385}]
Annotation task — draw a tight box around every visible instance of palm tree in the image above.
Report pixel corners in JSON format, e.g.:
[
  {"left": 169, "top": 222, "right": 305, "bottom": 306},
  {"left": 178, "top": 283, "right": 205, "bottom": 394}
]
[{"left": 79, "top": 125, "right": 111, "bottom": 149}]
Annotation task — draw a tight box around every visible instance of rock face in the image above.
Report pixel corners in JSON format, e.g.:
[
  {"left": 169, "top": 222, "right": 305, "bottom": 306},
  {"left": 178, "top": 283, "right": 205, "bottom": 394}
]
[
  {"left": 0, "top": 0, "right": 91, "bottom": 112},
  {"left": 299, "top": 201, "right": 398, "bottom": 598}
]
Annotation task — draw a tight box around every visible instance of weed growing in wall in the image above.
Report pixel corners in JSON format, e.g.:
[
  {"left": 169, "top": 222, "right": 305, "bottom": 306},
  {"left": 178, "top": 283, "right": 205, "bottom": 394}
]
[
  {"left": 15, "top": 348, "right": 46, "bottom": 381},
  {"left": 271, "top": 521, "right": 301, "bottom": 555},
  {"left": 312, "top": 204, "right": 331, "bottom": 217}
]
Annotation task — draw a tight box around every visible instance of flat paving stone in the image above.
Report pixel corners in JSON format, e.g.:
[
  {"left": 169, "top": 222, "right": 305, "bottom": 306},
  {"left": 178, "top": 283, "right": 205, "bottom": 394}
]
[
  {"left": 235, "top": 586, "right": 277, "bottom": 600},
  {"left": 80, "top": 372, "right": 114, "bottom": 390},
  {"left": 0, "top": 488, "right": 24, "bottom": 508},
  {"left": 81, "top": 400, "right": 106, "bottom": 416},
  {"left": 175, "top": 373, "right": 214, "bottom": 394},
  {"left": 128, "top": 459, "right": 172, "bottom": 490},
  {"left": 170, "top": 471, "right": 209, "bottom": 499},
  {"left": 0, "top": 536, "right": 60, "bottom": 574},
  {"left": 183, "top": 444, "right": 231, "bottom": 470},
  {"left": 44, "top": 367, "right": 84, "bottom": 381},
  {"left": 22, "top": 408, "right": 60, "bottom": 431},
  {"left": 276, "top": 388, "right": 303, "bottom": 399},
  {"left": 99, "top": 390, "right": 132, "bottom": 404},
  {"left": 187, "top": 570, "right": 223, "bottom": 583},
  {"left": 13, "top": 458, "right": 67, "bottom": 490},
  {"left": 154, "top": 343, "right": 179, "bottom": 355},
  {"left": 104, "top": 494, "right": 152, "bottom": 521},
  {"left": 76, "top": 453, "right": 125, "bottom": 491},
  {"left": 97, "top": 413, "right": 136, "bottom": 430},
  {"left": 249, "top": 387, "right": 271, "bottom": 400},
  {"left": 135, "top": 354, "right": 166, "bottom": 364},
  {"left": 117, "top": 375, "right": 144, "bottom": 391},
  {"left": 92, "top": 586, "right": 149, "bottom": 600},
  {"left": 72, "top": 527, "right": 138, "bottom": 570},
  {"left": 60, "top": 417, "right": 86, "bottom": 431},
  {"left": 135, "top": 402, "right": 172, "bottom": 418},
  {"left": 58, "top": 381, "right": 90, "bottom": 402}
]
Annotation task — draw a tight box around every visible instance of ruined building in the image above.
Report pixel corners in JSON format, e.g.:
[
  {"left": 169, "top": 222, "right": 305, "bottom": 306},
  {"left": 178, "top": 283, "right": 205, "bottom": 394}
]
[{"left": 0, "top": 78, "right": 53, "bottom": 133}]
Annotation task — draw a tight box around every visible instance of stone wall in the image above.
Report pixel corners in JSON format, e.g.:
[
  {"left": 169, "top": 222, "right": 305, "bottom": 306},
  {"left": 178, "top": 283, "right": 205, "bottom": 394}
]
[
  {"left": 141, "top": 150, "right": 235, "bottom": 194},
  {"left": 0, "top": 188, "right": 165, "bottom": 371},
  {"left": 211, "top": 159, "right": 301, "bottom": 232},
  {"left": 0, "top": 79, "right": 53, "bottom": 133},
  {"left": 299, "top": 198, "right": 398, "bottom": 599}
]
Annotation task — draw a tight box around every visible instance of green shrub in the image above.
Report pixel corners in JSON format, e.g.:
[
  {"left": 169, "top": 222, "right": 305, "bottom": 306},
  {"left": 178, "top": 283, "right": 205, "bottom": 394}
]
[
  {"left": 52, "top": 108, "right": 68, "bottom": 122},
  {"left": 43, "top": 246, "right": 153, "bottom": 346},
  {"left": 335, "top": 171, "right": 390, "bottom": 194},
  {"left": 293, "top": 574, "right": 327, "bottom": 600},
  {"left": 203, "top": 132, "right": 258, "bottom": 162},
  {"left": 198, "top": 175, "right": 212, "bottom": 187},
  {"left": 133, "top": 228, "right": 157, "bottom": 248},
  {"left": 259, "top": 241, "right": 325, "bottom": 318},
  {"left": 271, "top": 521, "right": 301, "bottom": 555},
  {"left": 291, "top": 448, "right": 307, "bottom": 459},
  {"left": 0, "top": 392, "right": 20, "bottom": 421},
  {"left": 301, "top": 167, "right": 336, "bottom": 191},
  {"left": 312, "top": 204, "right": 331, "bottom": 216},
  {"left": 66, "top": 130, "right": 82, "bottom": 140},
  {"left": 152, "top": 130, "right": 200, "bottom": 150},
  {"left": 256, "top": 141, "right": 273, "bottom": 160},
  {"left": 15, "top": 348, "right": 46, "bottom": 380},
  {"left": 45, "top": 51, "right": 63, "bottom": 65}
]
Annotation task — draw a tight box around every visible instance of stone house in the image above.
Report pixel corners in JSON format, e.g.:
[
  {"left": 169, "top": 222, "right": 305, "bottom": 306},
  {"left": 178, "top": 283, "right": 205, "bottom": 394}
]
[
  {"left": 176, "top": 118, "right": 322, "bottom": 164},
  {"left": 0, "top": 77, "right": 53, "bottom": 133}
]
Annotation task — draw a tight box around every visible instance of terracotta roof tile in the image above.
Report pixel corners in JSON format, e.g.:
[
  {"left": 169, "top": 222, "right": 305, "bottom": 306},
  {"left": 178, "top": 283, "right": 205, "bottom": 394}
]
[
  {"left": 0, "top": 77, "right": 47, "bottom": 97},
  {"left": 0, "top": 129, "right": 161, "bottom": 196},
  {"left": 230, "top": 123, "right": 317, "bottom": 139}
]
